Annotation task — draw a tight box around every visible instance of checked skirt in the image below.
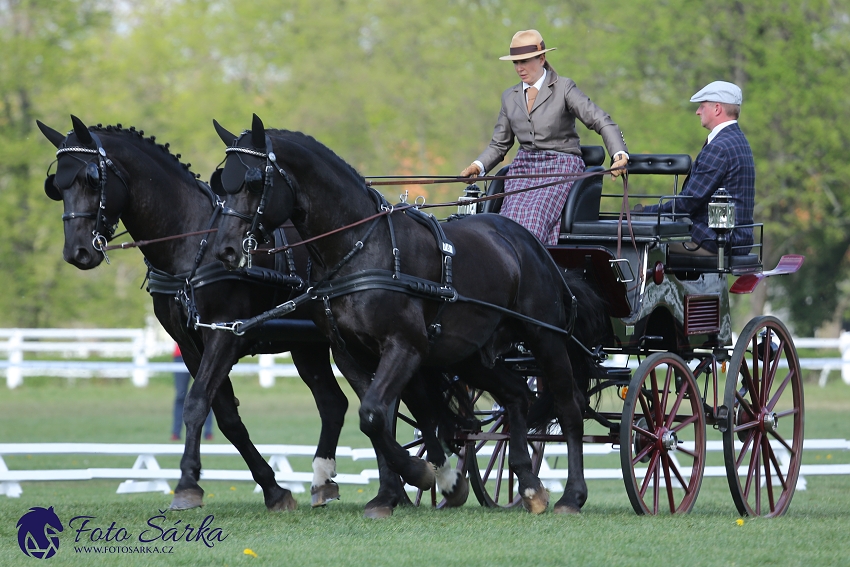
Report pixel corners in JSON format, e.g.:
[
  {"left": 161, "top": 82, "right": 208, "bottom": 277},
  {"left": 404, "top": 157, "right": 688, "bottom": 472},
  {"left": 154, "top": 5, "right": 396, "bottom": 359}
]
[{"left": 499, "top": 150, "right": 585, "bottom": 245}]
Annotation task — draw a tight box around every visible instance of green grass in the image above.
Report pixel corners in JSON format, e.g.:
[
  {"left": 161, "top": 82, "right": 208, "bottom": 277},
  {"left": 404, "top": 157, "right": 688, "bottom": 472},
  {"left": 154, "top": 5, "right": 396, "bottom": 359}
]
[{"left": 1, "top": 374, "right": 849, "bottom": 566}]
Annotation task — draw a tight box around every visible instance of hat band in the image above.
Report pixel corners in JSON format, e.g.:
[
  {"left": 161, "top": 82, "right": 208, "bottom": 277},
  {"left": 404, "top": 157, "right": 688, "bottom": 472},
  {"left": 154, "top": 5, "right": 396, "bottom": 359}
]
[{"left": 509, "top": 41, "right": 545, "bottom": 56}]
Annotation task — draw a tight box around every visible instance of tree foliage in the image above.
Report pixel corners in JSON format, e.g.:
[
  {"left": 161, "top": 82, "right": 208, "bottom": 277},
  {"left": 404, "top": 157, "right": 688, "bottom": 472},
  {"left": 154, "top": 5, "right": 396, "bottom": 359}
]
[{"left": 1, "top": 0, "right": 849, "bottom": 331}]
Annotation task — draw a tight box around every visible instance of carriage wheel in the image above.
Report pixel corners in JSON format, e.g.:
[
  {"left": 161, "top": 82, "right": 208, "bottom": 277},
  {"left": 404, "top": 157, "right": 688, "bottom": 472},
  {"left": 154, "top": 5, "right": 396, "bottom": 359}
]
[
  {"left": 620, "top": 352, "right": 706, "bottom": 515},
  {"left": 393, "top": 401, "right": 466, "bottom": 508},
  {"left": 722, "top": 316, "right": 804, "bottom": 517},
  {"left": 465, "top": 389, "right": 545, "bottom": 508}
]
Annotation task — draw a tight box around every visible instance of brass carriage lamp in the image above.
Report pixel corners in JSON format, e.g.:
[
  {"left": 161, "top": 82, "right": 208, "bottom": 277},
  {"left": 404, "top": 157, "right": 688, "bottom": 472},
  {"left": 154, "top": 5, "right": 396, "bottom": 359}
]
[
  {"left": 457, "top": 184, "right": 482, "bottom": 216},
  {"left": 708, "top": 188, "right": 735, "bottom": 269}
]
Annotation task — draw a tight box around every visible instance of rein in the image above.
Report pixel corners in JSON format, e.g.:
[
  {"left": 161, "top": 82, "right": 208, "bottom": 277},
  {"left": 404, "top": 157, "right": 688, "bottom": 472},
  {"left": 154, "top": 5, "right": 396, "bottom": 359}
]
[
  {"left": 258, "top": 167, "right": 613, "bottom": 256},
  {"left": 102, "top": 228, "right": 218, "bottom": 251}
]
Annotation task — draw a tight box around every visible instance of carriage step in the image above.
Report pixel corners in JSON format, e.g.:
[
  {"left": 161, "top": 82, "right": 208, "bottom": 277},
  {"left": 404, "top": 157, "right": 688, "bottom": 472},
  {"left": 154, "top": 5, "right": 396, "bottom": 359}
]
[{"left": 603, "top": 367, "right": 631, "bottom": 379}]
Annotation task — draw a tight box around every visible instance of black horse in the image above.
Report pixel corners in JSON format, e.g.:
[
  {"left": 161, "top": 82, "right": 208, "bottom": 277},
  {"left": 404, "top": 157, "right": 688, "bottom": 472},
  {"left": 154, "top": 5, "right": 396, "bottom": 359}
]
[
  {"left": 210, "top": 115, "right": 608, "bottom": 514},
  {"left": 37, "top": 116, "right": 351, "bottom": 512}
]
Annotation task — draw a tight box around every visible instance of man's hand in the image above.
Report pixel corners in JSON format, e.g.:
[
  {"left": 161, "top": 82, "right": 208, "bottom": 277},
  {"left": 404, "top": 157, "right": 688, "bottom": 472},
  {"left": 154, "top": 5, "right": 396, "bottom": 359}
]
[
  {"left": 632, "top": 203, "right": 644, "bottom": 213},
  {"left": 610, "top": 152, "right": 629, "bottom": 179}
]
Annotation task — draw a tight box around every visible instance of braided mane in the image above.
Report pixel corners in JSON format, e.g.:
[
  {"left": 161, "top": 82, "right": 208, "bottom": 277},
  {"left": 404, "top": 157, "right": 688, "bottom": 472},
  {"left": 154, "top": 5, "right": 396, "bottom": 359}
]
[{"left": 85, "top": 123, "right": 201, "bottom": 184}]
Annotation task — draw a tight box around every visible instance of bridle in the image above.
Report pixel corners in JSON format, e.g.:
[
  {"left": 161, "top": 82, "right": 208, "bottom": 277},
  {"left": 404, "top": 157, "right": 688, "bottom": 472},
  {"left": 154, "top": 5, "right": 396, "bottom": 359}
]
[
  {"left": 47, "top": 131, "right": 128, "bottom": 263},
  {"left": 211, "top": 131, "right": 296, "bottom": 267}
]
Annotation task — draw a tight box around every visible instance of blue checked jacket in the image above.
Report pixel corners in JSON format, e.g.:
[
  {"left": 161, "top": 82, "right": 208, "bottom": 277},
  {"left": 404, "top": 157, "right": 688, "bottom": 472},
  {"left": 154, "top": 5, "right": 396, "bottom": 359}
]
[{"left": 644, "top": 123, "right": 755, "bottom": 254}]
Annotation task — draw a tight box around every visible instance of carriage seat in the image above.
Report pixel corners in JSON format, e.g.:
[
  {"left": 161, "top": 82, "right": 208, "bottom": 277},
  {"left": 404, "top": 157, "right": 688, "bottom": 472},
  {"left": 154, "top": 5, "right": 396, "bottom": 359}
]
[{"left": 481, "top": 145, "right": 606, "bottom": 218}]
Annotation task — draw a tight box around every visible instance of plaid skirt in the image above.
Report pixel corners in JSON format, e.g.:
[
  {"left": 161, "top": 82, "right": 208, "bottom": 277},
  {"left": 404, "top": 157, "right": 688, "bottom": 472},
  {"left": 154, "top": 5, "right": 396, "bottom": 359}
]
[{"left": 500, "top": 150, "right": 585, "bottom": 245}]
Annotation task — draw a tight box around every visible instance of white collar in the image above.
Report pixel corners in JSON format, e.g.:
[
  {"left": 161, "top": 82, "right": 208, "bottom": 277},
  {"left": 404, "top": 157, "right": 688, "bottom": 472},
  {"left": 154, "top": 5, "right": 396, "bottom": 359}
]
[
  {"left": 707, "top": 120, "right": 737, "bottom": 144},
  {"left": 523, "top": 69, "right": 547, "bottom": 92}
]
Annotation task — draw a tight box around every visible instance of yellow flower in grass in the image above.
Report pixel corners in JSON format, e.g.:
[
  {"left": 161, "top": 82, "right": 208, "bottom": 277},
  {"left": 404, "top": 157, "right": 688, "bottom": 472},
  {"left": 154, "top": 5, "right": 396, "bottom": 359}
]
[
  {"left": 735, "top": 518, "right": 744, "bottom": 526},
  {"left": 244, "top": 549, "right": 258, "bottom": 558}
]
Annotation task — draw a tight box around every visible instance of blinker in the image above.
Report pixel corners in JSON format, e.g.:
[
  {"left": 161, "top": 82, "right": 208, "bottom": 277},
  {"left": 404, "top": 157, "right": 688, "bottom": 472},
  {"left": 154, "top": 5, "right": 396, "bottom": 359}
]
[
  {"left": 244, "top": 167, "right": 264, "bottom": 194},
  {"left": 85, "top": 161, "right": 101, "bottom": 190},
  {"left": 44, "top": 174, "right": 62, "bottom": 201}
]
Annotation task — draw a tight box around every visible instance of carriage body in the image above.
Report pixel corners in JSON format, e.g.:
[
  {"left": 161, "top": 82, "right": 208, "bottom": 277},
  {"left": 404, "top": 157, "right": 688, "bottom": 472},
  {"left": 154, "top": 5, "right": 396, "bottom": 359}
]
[{"left": 461, "top": 147, "right": 804, "bottom": 517}]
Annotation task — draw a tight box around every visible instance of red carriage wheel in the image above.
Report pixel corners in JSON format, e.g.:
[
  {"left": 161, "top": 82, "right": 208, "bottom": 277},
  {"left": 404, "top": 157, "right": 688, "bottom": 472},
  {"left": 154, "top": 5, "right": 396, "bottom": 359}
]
[
  {"left": 722, "top": 316, "right": 804, "bottom": 517},
  {"left": 620, "top": 352, "right": 706, "bottom": 515},
  {"left": 465, "top": 389, "right": 545, "bottom": 508}
]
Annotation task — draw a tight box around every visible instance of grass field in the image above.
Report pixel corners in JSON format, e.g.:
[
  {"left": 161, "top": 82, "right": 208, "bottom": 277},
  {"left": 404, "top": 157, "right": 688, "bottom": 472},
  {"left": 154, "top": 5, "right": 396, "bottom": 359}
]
[{"left": 1, "top": 371, "right": 849, "bottom": 567}]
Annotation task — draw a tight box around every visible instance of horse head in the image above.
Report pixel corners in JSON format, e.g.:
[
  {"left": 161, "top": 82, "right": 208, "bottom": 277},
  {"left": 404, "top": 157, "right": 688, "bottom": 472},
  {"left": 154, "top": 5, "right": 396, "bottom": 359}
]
[
  {"left": 211, "top": 114, "right": 297, "bottom": 270},
  {"left": 37, "top": 116, "right": 132, "bottom": 269}
]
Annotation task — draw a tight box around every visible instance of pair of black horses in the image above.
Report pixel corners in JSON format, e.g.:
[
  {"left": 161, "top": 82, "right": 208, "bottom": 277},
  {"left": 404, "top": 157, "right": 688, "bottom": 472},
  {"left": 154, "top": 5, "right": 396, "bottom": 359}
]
[{"left": 37, "top": 114, "right": 609, "bottom": 518}]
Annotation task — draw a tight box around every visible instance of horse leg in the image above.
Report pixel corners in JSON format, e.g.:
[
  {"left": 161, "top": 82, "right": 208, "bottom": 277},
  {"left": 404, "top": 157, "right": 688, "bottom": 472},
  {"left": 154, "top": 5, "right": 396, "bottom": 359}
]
[
  {"left": 400, "top": 371, "right": 468, "bottom": 507},
  {"left": 331, "top": 347, "right": 411, "bottom": 518},
  {"left": 456, "top": 358, "right": 548, "bottom": 513},
  {"left": 358, "top": 346, "right": 439, "bottom": 500},
  {"left": 212, "top": 377, "right": 297, "bottom": 511},
  {"left": 534, "top": 337, "right": 587, "bottom": 514},
  {"left": 290, "top": 343, "right": 348, "bottom": 507},
  {"left": 171, "top": 336, "right": 296, "bottom": 512}
]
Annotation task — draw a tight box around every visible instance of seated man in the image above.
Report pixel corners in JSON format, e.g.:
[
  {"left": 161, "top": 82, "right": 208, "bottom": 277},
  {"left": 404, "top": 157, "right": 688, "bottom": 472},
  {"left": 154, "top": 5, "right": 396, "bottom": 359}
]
[{"left": 636, "top": 81, "right": 755, "bottom": 255}]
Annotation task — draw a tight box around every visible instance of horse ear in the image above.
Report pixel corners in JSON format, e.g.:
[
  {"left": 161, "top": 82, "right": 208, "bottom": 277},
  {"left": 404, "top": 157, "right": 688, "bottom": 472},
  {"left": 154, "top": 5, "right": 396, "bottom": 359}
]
[
  {"left": 209, "top": 169, "right": 227, "bottom": 196},
  {"left": 251, "top": 114, "right": 265, "bottom": 149},
  {"left": 44, "top": 174, "right": 62, "bottom": 201},
  {"left": 36, "top": 120, "right": 67, "bottom": 148},
  {"left": 212, "top": 119, "right": 236, "bottom": 145},
  {"left": 70, "top": 115, "right": 93, "bottom": 145}
]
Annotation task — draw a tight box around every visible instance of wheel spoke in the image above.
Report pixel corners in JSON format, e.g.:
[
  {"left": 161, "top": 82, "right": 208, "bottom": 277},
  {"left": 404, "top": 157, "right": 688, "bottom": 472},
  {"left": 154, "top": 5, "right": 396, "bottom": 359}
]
[
  {"left": 762, "top": 336, "right": 784, "bottom": 403},
  {"left": 765, "top": 440, "right": 788, "bottom": 492},
  {"left": 659, "top": 365, "right": 672, "bottom": 427},
  {"left": 638, "top": 391, "right": 656, "bottom": 431},
  {"left": 671, "top": 413, "right": 699, "bottom": 434},
  {"left": 743, "top": 431, "right": 762, "bottom": 506},
  {"left": 734, "top": 389, "right": 758, "bottom": 420},
  {"left": 639, "top": 450, "right": 660, "bottom": 499},
  {"left": 664, "top": 377, "right": 687, "bottom": 429},
  {"left": 668, "top": 456, "right": 690, "bottom": 491},
  {"left": 765, "top": 370, "right": 794, "bottom": 412},
  {"left": 650, "top": 369, "right": 663, "bottom": 429},
  {"left": 494, "top": 442, "right": 507, "bottom": 504},
  {"left": 767, "top": 428, "right": 795, "bottom": 453},
  {"left": 736, "top": 428, "right": 756, "bottom": 471},
  {"left": 661, "top": 454, "right": 676, "bottom": 514}
]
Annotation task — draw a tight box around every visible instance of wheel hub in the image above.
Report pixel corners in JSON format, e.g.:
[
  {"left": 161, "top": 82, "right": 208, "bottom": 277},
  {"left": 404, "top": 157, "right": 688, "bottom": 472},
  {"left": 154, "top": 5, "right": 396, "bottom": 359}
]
[
  {"left": 661, "top": 430, "right": 678, "bottom": 451},
  {"left": 762, "top": 411, "right": 778, "bottom": 433}
]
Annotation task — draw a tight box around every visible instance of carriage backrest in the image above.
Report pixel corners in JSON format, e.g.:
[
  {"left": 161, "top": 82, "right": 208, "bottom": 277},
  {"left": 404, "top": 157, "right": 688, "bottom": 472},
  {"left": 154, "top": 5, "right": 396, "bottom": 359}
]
[{"left": 481, "top": 145, "right": 606, "bottom": 215}]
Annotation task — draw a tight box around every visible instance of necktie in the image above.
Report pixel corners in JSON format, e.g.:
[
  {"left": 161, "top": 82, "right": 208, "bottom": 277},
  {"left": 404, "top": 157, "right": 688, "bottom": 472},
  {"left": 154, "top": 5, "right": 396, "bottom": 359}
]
[{"left": 526, "top": 86, "right": 538, "bottom": 113}]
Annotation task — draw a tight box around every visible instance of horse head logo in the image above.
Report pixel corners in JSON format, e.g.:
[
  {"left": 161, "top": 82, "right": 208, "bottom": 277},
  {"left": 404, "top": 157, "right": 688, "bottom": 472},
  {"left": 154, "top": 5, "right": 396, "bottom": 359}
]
[{"left": 16, "top": 506, "right": 63, "bottom": 559}]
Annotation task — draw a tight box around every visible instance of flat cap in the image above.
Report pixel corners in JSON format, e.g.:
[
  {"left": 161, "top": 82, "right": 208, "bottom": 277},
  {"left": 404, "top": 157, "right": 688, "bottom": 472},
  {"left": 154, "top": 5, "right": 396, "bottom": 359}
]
[{"left": 690, "top": 81, "right": 743, "bottom": 105}]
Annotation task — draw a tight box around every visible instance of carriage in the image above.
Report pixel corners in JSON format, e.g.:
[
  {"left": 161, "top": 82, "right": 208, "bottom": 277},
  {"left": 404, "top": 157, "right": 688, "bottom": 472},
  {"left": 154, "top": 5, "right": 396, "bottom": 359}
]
[
  {"left": 410, "top": 146, "right": 805, "bottom": 517},
  {"left": 39, "top": 116, "right": 804, "bottom": 519}
]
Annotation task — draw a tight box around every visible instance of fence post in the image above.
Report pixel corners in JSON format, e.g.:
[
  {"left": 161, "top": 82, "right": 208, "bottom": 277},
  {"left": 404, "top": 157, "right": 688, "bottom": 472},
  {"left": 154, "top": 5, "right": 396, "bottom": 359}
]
[
  {"left": 6, "top": 330, "right": 23, "bottom": 389},
  {"left": 259, "top": 354, "right": 275, "bottom": 388},
  {"left": 132, "top": 331, "right": 149, "bottom": 387},
  {"left": 841, "top": 331, "right": 850, "bottom": 386}
]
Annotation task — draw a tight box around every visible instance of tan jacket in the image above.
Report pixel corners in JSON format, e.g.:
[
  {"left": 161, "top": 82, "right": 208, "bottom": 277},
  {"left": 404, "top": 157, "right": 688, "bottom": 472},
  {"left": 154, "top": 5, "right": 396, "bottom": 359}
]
[{"left": 475, "top": 64, "right": 627, "bottom": 173}]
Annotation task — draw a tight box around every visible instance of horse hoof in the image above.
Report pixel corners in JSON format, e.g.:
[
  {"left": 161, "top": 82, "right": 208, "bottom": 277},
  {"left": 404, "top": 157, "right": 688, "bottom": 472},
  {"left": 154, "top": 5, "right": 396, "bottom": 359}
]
[
  {"left": 553, "top": 503, "right": 581, "bottom": 514},
  {"left": 441, "top": 472, "right": 469, "bottom": 508},
  {"left": 311, "top": 482, "right": 340, "bottom": 507},
  {"left": 521, "top": 487, "right": 549, "bottom": 515},
  {"left": 363, "top": 505, "right": 393, "bottom": 519},
  {"left": 267, "top": 490, "right": 298, "bottom": 512},
  {"left": 170, "top": 489, "right": 204, "bottom": 511},
  {"left": 407, "top": 459, "right": 436, "bottom": 491}
]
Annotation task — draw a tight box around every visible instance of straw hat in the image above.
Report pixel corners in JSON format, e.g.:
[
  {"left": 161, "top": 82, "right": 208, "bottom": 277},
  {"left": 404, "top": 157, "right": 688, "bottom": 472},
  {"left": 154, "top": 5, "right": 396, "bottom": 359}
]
[{"left": 499, "top": 29, "right": 557, "bottom": 61}]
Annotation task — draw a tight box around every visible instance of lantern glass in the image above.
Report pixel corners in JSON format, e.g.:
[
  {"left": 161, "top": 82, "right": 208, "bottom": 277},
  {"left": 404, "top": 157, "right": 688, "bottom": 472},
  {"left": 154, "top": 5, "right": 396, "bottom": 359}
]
[{"left": 708, "top": 189, "right": 736, "bottom": 230}]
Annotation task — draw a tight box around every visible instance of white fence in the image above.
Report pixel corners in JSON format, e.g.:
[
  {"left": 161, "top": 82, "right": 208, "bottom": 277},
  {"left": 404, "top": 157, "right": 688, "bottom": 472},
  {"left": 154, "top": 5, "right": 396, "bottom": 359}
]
[
  {"left": 2, "top": 327, "right": 850, "bottom": 389},
  {"left": 2, "top": 439, "right": 848, "bottom": 499}
]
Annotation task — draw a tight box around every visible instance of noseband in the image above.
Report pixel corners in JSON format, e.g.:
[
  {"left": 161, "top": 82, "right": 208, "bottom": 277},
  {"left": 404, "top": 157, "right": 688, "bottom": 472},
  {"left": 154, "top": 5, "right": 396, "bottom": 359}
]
[{"left": 52, "top": 131, "right": 128, "bottom": 263}]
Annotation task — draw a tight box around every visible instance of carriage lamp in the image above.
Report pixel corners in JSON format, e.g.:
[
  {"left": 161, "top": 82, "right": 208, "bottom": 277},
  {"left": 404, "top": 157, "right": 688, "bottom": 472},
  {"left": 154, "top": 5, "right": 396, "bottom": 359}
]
[
  {"left": 457, "top": 184, "right": 482, "bottom": 216},
  {"left": 708, "top": 188, "right": 735, "bottom": 270}
]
